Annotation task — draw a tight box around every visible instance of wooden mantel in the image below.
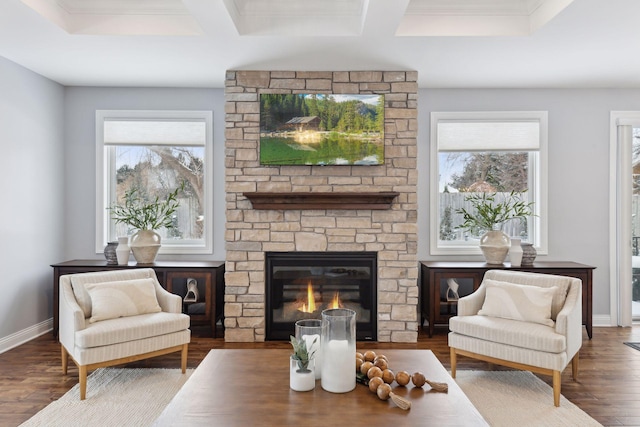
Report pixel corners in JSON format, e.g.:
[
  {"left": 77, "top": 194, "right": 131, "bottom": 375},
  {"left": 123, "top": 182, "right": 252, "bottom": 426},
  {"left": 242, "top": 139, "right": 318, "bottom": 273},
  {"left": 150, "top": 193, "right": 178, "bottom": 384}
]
[{"left": 243, "top": 192, "right": 399, "bottom": 210}]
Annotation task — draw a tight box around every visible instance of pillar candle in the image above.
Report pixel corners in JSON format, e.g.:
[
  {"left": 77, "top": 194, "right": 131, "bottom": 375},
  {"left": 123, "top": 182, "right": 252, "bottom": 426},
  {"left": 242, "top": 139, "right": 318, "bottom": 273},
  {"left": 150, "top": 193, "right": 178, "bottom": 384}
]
[{"left": 321, "top": 339, "right": 355, "bottom": 393}]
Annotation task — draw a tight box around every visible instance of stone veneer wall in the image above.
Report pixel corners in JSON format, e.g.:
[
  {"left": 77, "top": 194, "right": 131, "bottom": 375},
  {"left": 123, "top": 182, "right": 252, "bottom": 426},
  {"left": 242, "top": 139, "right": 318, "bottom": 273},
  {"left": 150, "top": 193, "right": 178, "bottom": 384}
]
[{"left": 224, "top": 70, "right": 418, "bottom": 342}]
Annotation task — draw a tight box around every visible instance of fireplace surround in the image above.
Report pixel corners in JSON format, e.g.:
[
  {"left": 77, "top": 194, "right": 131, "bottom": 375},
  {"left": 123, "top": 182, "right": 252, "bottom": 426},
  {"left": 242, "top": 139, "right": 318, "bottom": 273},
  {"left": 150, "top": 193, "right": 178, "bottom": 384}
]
[
  {"left": 224, "top": 70, "right": 418, "bottom": 342},
  {"left": 265, "top": 251, "right": 377, "bottom": 341}
]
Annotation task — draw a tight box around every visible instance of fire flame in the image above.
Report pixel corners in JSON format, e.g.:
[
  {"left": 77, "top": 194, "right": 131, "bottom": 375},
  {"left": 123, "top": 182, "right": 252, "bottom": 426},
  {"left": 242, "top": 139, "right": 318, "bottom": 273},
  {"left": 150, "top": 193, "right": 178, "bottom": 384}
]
[
  {"left": 330, "top": 292, "right": 342, "bottom": 309},
  {"left": 299, "top": 283, "right": 343, "bottom": 313},
  {"left": 301, "top": 282, "right": 316, "bottom": 313}
]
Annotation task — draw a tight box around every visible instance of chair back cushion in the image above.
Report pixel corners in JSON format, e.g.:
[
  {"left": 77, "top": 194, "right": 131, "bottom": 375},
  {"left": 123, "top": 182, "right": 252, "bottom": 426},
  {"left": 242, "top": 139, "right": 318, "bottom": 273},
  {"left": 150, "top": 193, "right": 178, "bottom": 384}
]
[
  {"left": 478, "top": 279, "right": 556, "bottom": 326},
  {"left": 69, "top": 269, "right": 159, "bottom": 318},
  {"left": 483, "top": 270, "right": 572, "bottom": 320},
  {"left": 85, "top": 278, "right": 162, "bottom": 323}
]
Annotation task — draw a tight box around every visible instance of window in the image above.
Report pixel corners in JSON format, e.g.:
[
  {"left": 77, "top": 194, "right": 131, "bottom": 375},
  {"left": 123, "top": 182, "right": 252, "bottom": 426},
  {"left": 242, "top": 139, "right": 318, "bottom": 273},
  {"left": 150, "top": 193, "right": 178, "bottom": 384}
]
[
  {"left": 430, "top": 111, "right": 548, "bottom": 255},
  {"left": 96, "top": 110, "right": 213, "bottom": 254}
]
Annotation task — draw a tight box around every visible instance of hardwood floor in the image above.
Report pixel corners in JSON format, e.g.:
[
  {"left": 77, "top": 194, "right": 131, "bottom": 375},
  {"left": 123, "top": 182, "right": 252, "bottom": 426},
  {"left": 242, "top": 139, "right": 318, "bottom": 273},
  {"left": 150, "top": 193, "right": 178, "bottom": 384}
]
[{"left": 2, "top": 325, "right": 640, "bottom": 426}]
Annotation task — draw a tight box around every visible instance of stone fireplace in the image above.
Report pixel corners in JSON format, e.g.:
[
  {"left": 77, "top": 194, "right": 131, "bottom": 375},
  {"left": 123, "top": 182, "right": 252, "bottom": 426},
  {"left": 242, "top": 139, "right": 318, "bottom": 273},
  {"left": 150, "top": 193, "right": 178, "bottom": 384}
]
[{"left": 224, "top": 70, "right": 418, "bottom": 342}]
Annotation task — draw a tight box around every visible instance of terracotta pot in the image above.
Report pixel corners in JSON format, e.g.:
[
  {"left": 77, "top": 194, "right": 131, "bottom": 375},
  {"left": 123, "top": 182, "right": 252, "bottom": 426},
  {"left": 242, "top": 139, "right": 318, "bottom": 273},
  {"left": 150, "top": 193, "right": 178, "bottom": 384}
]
[
  {"left": 129, "top": 230, "right": 161, "bottom": 264},
  {"left": 479, "top": 230, "right": 511, "bottom": 264}
]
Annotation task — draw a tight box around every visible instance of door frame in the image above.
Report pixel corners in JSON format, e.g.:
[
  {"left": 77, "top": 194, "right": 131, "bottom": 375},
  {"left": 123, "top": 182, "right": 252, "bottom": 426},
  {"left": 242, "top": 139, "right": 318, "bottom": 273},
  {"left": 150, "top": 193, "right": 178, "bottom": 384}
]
[{"left": 609, "top": 112, "right": 640, "bottom": 326}]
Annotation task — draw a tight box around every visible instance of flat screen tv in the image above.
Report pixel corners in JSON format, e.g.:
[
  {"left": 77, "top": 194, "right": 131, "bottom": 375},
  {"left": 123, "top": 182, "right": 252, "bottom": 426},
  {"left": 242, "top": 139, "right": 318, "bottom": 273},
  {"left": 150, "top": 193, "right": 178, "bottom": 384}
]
[{"left": 259, "top": 93, "right": 384, "bottom": 166}]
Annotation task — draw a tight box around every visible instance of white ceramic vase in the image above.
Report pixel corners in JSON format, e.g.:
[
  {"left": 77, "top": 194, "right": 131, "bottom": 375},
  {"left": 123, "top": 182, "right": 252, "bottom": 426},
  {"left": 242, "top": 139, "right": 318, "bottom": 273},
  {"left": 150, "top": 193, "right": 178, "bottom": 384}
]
[
  {"left": 479, "top": 230, "right": 511, "bottom": 264},
  {"left": 129, "top": 230, "right": 161, "bottom": 264},
  {"left": 290, "top": 356, "right": 315, "bottom": 392},
  {"left": 116, "top": 236, "right": 130, "bottom": 265},
  {"left": 509, "top": 237, "right": 524, "bottom": 267}
]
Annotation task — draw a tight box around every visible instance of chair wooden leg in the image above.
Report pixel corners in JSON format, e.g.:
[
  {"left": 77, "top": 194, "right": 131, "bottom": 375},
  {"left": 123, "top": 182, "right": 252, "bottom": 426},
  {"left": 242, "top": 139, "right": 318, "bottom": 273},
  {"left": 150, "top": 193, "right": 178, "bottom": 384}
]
[
  {"left": 79, "top": 365, "right": 88, "bottom": 400},
  {"left": 61, "top": 346, "right": 68, "bottom": 375},
  {"left": 450, "top": 347, "right": 457, "bottom": 378},
  {"left": 552, "top": 370, "right": 561, "bottom": 407},
  {"left": 181, "top": 344, "right": 188, "bottom": 373},
  {"left": 571, "top": 353, "right": 579, "bottom": 381}
]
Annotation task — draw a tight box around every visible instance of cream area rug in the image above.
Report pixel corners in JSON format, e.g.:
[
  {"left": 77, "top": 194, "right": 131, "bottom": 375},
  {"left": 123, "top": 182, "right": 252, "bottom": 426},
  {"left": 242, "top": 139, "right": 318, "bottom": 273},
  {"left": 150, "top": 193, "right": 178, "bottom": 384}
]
[
  {"left": 455, "top": 370, "right": 602, "bottom": 427},
  {"left": 20, "top": 368, "right": 601, "bottom": 427},
  {"left": 19, "top": 368, "right": 193, "bottom": 427}
]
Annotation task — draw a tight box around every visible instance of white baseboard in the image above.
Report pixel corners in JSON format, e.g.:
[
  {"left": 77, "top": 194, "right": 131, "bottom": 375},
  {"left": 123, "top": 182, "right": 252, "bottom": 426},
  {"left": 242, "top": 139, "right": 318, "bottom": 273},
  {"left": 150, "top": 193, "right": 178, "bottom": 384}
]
[
  {"left": 0, "top": 318, "right": 52, "bottom": 354},
  {"left": 593, "top": 314, "right": 614, "bottom": 327}
]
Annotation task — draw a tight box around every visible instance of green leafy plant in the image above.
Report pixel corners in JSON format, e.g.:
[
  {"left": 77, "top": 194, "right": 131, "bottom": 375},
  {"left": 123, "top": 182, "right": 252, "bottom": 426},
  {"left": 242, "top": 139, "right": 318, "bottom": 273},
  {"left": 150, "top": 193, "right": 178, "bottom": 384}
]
[
  {"left": 456, "top": 191, "right": 533, "bottom": 235},
  {"left": 290, "top": 335, "right": 317, "bottom": 373},
  {"left": 108, "top": 183, "right": 184, "bottom": 231}
]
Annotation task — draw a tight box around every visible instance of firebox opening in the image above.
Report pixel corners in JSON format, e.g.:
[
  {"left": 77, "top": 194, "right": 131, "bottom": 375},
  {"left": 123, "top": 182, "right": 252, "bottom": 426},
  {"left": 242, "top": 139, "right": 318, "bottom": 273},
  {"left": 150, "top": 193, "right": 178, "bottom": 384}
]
[{"left": 265, "top": 251, "right": 377, "bottom": 341}]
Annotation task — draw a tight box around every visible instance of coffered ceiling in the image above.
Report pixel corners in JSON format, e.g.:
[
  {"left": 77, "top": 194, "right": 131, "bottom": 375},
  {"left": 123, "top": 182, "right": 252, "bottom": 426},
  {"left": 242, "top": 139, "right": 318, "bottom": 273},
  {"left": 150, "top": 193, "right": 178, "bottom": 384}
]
[{"left": 0, "top": 0, "right": 638, "bottom": 88}]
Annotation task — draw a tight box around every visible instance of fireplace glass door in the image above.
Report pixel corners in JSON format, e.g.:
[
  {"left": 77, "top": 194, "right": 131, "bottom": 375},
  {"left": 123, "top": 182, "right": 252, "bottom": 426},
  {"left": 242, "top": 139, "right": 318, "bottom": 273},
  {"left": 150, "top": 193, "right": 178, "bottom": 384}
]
[{"left": 265, "top": 252, "right": 377, "bottom": 341}]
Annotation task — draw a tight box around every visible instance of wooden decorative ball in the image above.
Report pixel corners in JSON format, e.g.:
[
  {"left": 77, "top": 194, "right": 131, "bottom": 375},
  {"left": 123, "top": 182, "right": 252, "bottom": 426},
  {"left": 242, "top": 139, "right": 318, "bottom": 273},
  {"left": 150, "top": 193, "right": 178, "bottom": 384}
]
[
  {"left": 412, "top": 372, "right": 426, "bottom": 388},
  {"left": 356, "top": 352, "right": 364, "bottom": 360},
  {"left": 367, "top": 366, "right": 383, "bottom": 379},
  {"left": 360, "top": 361, "right": 374, "bottom": 375},
  {"left": 363, "top": 350, "right": 377, "bottom": 362},
  {"left": 395, "top": 370, "right": 411, "bottom": 386},
  {"left": 368, "top": 376, "right": 384, "bottom": 393},
  {"left": 376, "top": 383, "right": 392, "bottom": 401},
  {"left": 356, "top": 357, "right": 364, "bottom": 373},
  {"left": 373, "top": 358, "right": 388, "bottom": 371},
  {"left": 382, "top": 369, "right": 395, "bottom": 384}
]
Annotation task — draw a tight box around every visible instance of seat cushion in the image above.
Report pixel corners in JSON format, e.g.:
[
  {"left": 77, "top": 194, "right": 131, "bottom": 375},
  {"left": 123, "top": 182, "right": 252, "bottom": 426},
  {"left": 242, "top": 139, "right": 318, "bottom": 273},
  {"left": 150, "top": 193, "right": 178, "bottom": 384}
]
[
  {"left": 478, "top": 279, "right": 556, "bottom": 327},
  {"left": 75, "top": 312, "right": 190, "bottom": 348},
  {"left": 449, "top": 315, "right": 566, "bottom": 353},
  {"left": 86, "top": 278, "right": 162, "bottom": 323}
]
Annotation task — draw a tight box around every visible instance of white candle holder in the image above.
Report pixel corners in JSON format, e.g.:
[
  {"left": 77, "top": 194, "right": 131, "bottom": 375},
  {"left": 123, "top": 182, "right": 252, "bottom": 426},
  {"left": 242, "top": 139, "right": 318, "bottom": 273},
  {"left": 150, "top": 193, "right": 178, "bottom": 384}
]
[{"left": 321, "top": 308, "right": 356, "bottom": 393}]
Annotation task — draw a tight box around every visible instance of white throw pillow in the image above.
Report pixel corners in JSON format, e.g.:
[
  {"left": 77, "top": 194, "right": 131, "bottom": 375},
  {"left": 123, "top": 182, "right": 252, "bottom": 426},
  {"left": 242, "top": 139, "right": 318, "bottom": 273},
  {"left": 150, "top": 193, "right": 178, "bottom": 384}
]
[
  {"left": 478, "top": 279, "right": 557, "bottom": 327},
  {"left": 86, "top": 278, "right": 162, "bottom": 323}
]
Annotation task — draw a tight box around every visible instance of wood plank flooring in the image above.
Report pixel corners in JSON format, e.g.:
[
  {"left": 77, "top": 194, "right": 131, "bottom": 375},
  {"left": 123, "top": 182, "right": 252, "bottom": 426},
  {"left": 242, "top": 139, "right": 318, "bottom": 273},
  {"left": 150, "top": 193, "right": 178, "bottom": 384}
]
[{"left": 2, "top": 325, "right": 640, "bottom": 426}]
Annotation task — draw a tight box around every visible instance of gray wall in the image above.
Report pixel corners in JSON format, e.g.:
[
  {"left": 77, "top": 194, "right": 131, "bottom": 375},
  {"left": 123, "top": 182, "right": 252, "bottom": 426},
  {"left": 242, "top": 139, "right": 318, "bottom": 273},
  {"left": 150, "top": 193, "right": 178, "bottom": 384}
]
[
  {"left": 63, "top": 87, "right": 226, "bottom": 262},
  {"left": 418, "top": 88, "right": 640, "bottom": 318},
  {"left": 4, "top": 76, "right": 640, "bottom": 345},
  {"left": 0, "top": 57, "right": 64, "bottom": 343}
]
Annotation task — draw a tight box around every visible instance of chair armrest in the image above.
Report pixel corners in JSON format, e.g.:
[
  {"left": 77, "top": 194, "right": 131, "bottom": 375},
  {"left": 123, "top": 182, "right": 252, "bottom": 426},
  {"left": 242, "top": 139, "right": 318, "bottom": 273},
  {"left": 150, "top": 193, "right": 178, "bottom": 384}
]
[
  {"left": 59, "top": 278, "right": 86, "bottom": 351},
  {"left": 154, "top": 281, "right": 182, "bottom": 313},
  {"left": 555, "top": 279, "right": 582, "bottom": 358},
  {"left": 457, "top": 283, "right": 487, "bottom": 316}
]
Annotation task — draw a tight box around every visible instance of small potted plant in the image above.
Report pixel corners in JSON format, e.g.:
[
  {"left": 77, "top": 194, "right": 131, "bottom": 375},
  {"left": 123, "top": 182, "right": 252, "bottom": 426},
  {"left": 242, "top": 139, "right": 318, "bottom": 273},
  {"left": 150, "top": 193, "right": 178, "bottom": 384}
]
[
  {"left": 108, "top": 183, "right": 184, "bottom": 264},
  {"left": 289, "top": 335, "right": 317, "bottom": 392},
  {"left": 456, "top": 191, "right": 533, "bottom": 264}
]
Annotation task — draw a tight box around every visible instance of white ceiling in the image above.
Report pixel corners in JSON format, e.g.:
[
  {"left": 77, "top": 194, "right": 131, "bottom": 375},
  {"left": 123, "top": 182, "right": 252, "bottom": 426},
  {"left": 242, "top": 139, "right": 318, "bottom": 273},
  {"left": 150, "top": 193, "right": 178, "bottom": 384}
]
[{"left": 1, "top": 0, "right": 638, "bottom": 89}]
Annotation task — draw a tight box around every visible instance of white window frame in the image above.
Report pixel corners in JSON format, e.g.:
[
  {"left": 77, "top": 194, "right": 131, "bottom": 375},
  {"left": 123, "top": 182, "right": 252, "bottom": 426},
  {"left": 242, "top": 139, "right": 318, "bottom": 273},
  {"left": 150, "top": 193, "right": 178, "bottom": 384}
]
[
  {"left": 95, "top": 110, "right": 214, "bottom": 255},
  {"left": 429, "top": 111, "right": 548, "bottom": 256}
]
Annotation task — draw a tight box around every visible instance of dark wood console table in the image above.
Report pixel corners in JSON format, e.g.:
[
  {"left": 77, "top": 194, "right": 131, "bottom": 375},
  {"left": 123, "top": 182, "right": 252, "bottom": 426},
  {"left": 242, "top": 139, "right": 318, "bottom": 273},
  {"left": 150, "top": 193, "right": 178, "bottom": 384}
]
[
  {"left": 51, "top": 260, "right": 225, "bottom": 338},
  {"left": 420, "top": 261, "right": 595, "bottom": 339}
]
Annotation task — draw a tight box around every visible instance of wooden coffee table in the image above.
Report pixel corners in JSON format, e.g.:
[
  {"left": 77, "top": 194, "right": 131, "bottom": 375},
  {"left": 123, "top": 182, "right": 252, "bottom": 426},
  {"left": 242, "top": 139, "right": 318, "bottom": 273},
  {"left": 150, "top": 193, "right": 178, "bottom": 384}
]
[{"left": 154, "top": 349, "right": 488, "bottom": 426}]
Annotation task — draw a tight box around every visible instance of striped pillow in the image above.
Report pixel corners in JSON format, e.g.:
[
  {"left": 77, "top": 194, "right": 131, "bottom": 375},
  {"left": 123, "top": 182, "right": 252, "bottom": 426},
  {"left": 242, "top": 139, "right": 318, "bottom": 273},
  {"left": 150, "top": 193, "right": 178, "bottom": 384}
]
[
  {"left": 85, "top": 278, "right": 161, "bottom": 323},
  {"left": 478, "top": 279, "right": 557, "bottom": 327}
]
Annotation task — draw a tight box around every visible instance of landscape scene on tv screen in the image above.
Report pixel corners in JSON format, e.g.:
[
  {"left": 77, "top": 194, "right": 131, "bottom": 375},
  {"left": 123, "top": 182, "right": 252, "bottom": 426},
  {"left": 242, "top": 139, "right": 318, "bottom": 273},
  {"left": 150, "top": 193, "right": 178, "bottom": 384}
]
[{"left": 259, "top": 93, "right": 385, "bottom": 166}]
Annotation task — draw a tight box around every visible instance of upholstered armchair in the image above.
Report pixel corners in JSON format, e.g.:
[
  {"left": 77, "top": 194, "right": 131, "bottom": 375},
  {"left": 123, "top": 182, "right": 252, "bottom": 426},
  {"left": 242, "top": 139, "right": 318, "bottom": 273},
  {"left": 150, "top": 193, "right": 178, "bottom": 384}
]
[
  {"left": 448, "top": 270, "right": 582, "bottom": 407},
  {"left": 59, "top": 268, "right": 191, "bottom": 399}
]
